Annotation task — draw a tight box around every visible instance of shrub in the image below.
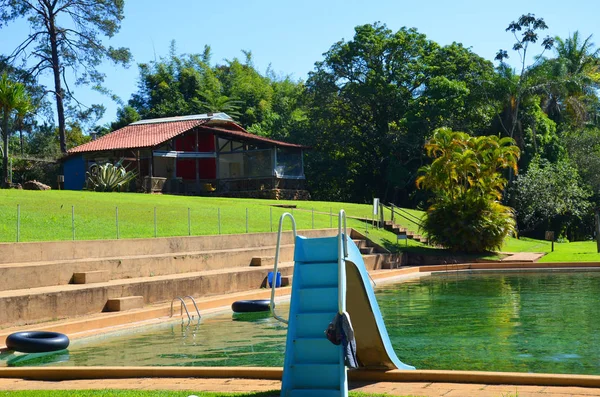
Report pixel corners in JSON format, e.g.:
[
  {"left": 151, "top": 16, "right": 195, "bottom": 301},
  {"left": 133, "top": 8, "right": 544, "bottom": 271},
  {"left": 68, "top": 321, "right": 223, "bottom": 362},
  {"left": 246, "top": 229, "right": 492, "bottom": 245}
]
[
  {"left": 417, "top": 128, "right": 520, "bottom": 253},
  {"left": 423, "top": 196, "right": 516, "bottom": 253},
  {"left": 86, "top": 162, "right": 136, "bottom": 192}
]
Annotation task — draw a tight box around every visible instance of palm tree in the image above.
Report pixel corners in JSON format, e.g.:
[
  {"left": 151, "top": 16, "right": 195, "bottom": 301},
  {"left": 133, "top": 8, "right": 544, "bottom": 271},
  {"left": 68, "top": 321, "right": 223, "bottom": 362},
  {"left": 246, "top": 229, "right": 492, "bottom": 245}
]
[
  {"left": 0, "top": 73, "right": 31, "bottom": 187},
  {"left": 193, "top": 91, "right": 243, "bottom": 121},
  {"left": 543, "top": 32, "right": 600, "bottom": 125},
  {"left": 15, "top": 96, "right": 33, "bottom": 156},
  {"left": 417, "top": 128, "right": 520, "bottom": 252}
]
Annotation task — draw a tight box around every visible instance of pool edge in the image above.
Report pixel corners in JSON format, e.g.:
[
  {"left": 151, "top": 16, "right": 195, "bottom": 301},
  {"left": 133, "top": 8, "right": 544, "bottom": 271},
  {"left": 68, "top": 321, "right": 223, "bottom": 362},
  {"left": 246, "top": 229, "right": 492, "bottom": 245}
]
[{"left": 1, "top": 367, "right": 600, "bottom": 388}]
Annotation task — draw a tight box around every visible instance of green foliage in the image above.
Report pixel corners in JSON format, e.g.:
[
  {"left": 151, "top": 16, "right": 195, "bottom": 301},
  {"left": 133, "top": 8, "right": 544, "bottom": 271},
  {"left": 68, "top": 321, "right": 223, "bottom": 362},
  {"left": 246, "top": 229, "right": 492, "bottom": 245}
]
[
  {"left": 304, "top": 23, "right": 498, "bottom": 203},
  {"left": 0, "top": 72, "right": 30, "bottom": 186},
  {"left": 423, "top": 196, "right": 516, "bottom": 253},
  {"left": 563, "top": 127, "right": 600, "bottom": 198},
  {"left": 510, "top": 156, "right": 592, "bottom": 239},
  {"left": 111, "top": 105, "right": 141, "bottom": 131},
  {"left": 417, "top": 128, "right": 520, "bottom": 252},
  {"left": 126, "top": 43, "right": 304, "bottom": 142},
  {"left": 86, "top": 162, "right": 137, "bottom": 192},
  {"left": 11, "top": 157, "right": 59, "bottom": 186}
]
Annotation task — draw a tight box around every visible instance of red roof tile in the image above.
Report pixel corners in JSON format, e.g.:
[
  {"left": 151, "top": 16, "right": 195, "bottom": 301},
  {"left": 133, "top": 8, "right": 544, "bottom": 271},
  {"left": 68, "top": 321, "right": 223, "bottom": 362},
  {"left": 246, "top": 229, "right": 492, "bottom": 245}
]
[
  {"left": 203, "top": 125, "right": 307, "bottom": 149},
  {"left": 68, "top": 118, "right": 307, "bottom": 154},
  {"left": 68, "top": 120, "right": 207, "bottom": 154}
]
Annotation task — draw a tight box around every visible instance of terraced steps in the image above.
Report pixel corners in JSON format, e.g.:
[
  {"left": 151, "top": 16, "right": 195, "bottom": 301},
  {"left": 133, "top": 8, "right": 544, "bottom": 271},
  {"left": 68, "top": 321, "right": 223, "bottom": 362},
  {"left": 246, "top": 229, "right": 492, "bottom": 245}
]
[
  {"left": 0, "top": 245, "right": 296, "bottom": 291},
  {"left": 0, "top": 228, "right": 392, "bottom": 328},
  {"left": 383, "top": 221, "right": 428, "bottom": 244},
  {"left": 0, "top": 262, "right": 295, "bottom": 327}
]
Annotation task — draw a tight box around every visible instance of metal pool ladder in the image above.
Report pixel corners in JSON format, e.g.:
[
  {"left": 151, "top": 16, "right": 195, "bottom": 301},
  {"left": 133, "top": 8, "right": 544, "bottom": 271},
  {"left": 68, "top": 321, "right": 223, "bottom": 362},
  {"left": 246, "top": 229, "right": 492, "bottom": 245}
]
[
  {"left": 170, "top": 295, "right": 201, "bottom": 321},
  {"left": 269, "top": 212, "right": 297, "bottom": 325}
]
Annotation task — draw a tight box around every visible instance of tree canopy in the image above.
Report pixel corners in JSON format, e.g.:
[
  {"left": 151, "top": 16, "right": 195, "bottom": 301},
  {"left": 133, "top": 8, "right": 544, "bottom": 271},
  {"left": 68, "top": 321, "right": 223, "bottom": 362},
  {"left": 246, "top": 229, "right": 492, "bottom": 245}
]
[
  {"left": 1, "top": 12, "right": 600, "bottom": 241},
  {"left": 0, "top": 0, "right": 131, "bottom": 152}
]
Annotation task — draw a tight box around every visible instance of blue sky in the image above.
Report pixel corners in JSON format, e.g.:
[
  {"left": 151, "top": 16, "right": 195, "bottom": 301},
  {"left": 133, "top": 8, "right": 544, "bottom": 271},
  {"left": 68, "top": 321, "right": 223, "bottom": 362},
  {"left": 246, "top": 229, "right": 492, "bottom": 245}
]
[{"left": 1, "top": 0, "right": 599, "bottom": 126}]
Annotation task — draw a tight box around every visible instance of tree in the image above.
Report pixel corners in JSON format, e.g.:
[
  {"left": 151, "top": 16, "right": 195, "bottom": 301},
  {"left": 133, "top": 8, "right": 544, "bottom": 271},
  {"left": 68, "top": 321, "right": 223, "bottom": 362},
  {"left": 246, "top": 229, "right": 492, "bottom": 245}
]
[
  {"left": 304, "top": 23, "right": 497, "bottom": 204},
  {"left": 495, "top": 14, "right": 555, "bottom": 148},
  {"left": 416, "top": 128, "right": 520, "bottom": 252},
  {"left": 543, "top": 32, "right": 600, "bottom": 126},
  {"left": 0, "top": 0, "right": 131, "bottom": 153},
  {"left": 510, "top": 156, "right": 592, "bottom": 240},
  {"left": 0, "top": 73, "right": 31, "bottom": 186}
]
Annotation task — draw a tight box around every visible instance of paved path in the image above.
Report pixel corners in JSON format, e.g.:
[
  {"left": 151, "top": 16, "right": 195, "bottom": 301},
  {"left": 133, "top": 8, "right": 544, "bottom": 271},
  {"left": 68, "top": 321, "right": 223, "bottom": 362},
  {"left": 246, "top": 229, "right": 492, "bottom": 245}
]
[
  {"left": 2, "top": 378, "right": 600, "bottom": 396},
  {"left": 500, "top": 252, "right": 546, "bottom": 262}
]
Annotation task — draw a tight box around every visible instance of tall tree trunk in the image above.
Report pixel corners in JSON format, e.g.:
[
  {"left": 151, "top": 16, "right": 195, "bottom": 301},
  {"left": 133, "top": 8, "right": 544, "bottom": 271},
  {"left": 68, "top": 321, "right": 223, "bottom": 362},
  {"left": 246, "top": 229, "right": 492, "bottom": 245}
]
[
  {"left": 19, "top": 129, "right": 23, "bottom": 156},
  {"left": 2, "top": 112, "right": 9, "bottom": 187},
  {"left": 48, "top": 12, "right": 67, "bottom": 154}
]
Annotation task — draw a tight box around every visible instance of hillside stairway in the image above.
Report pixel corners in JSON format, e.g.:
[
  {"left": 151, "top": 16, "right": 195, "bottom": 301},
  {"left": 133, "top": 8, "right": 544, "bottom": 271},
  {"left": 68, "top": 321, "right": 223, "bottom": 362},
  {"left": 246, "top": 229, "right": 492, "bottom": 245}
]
[{"left": 0, "top": 229, "right": 390, "bottom": 329}]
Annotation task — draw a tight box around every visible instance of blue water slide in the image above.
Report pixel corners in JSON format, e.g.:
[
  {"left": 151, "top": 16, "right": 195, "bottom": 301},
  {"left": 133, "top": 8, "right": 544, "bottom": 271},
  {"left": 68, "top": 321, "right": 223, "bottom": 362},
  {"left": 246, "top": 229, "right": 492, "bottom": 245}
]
[{"left": 279, "top": 234, "right": 413, "bottom": 397}]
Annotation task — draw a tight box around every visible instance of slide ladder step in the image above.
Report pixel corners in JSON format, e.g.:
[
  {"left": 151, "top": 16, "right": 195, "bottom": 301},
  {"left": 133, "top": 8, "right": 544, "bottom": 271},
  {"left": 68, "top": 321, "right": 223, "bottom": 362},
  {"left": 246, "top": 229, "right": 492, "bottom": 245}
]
[
  {"left": 295, "top": 312, "right": 336, "bottom": 338},
  {"left": 290, "top": 363, "right": 341, "bottom": 389},
  {"left": 297, "top": 261, "right": 338, "bottom": 287},
  {"left": 298, "top": 287, "right": 338, "bottom": 312},
  {"left": 289, "top": 389, "right": 342, "bottom": 397},
  {"left": 293, "top": 337, "right": 340, "bottom": 364}
]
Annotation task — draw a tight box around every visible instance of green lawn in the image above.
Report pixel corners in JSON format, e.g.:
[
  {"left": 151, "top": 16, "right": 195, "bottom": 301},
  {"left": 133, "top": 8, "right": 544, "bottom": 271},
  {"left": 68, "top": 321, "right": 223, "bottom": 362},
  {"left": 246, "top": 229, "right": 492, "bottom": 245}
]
[
  {"left": 501, "top": 236, "right": 600, "bottom": 262},
  {"left": 0, "top": 190, "right": 427, "bottom": 251},
  {"left": 2, "top": 190, "right": 599, "bottom": 262},
  {"left": 0, "top": 391, "right": 410, "bottom": 397}
]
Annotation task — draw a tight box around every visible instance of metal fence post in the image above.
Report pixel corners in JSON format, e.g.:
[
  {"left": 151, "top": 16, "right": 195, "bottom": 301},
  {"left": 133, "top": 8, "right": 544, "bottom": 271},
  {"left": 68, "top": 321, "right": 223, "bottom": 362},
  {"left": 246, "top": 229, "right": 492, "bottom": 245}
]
[
  {"left": 16, "top": 204, "right": 20, "bottom": 242},
  {"left": 72, "top": 205, "right": 75, "bottom": 241},
  {"left": 154, "top": 207, "right": 157, "bottom": 238},
  {"left": 246, "top": 208, "right": 249, "bottom": 233},
  {"left": 188, "top": 208, "right": 191, "bottom": 236},
  {"left": 218, "top": 208, "right": 221, "bottom": 235},
  {"left": 116, "top": 206, "right": 119, "bottom": 239}
]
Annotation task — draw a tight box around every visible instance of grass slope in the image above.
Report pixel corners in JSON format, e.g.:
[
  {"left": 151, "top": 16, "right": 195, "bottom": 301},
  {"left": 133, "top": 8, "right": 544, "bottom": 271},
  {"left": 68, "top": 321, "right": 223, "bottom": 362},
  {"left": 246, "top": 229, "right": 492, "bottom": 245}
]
[
  {"left": 2, "top": 190, "right": 599, "bottom": 262},
  {"left": 0, "top": 190, "right": 427, "bottom": 251}
]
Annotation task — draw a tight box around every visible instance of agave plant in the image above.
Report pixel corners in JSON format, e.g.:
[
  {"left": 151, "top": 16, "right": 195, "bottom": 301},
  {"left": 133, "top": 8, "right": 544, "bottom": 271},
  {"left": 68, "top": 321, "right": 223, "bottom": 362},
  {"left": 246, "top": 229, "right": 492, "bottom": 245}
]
[{"left": 86, "top": 161, "right": 137, "bottom": 192}]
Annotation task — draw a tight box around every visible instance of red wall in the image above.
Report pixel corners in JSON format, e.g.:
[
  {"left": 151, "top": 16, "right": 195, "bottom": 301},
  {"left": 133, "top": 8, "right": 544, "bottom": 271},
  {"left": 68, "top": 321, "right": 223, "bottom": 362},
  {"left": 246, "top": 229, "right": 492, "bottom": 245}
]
[{"left": 174, "top": 131, "right": 216, "bottom": 180}]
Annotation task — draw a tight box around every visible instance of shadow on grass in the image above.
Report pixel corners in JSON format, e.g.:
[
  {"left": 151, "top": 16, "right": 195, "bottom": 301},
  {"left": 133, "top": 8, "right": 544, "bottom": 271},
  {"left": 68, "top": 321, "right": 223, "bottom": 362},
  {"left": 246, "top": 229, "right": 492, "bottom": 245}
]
[{"left": 379, "top": 238, "right": 503, "bottom": 262}]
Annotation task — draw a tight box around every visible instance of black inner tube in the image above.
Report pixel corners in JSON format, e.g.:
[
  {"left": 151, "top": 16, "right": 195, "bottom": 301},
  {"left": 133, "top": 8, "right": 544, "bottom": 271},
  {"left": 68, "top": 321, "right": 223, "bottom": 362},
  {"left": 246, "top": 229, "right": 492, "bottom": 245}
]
[
  {"left": 231, "top": 299, "right": 271, "bottom": 313},
  {"left": 6, "top": 331, "right": 70, "bottom": 353}
]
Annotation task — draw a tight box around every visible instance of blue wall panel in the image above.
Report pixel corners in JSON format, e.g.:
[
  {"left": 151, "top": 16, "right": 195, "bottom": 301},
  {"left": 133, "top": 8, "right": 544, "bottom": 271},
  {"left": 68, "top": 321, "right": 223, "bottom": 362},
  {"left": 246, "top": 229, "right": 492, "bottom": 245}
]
[{"left": 63, "top": 155, "right": 86, "bottom": 190}]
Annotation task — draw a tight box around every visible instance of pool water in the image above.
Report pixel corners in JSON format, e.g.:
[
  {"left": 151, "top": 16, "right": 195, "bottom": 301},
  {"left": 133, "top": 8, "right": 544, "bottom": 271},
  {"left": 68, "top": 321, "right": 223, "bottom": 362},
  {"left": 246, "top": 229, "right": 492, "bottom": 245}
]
[
  {"left": 3, "top": 271, "right": 600, "bottom": 374},
  {"left": 382, "top": 270, "right": 600, "bottom": 374},
  {"left": 0, "top": 310, "right": 289, "bottom": 368}
]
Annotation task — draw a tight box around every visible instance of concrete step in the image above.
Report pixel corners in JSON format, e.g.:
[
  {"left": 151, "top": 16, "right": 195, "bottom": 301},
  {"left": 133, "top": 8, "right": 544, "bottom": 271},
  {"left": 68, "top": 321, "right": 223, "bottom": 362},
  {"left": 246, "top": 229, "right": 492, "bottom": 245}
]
[
  {"left": 0, "top": 229, "right": 336, "bottom": 265},
  {"left": 352, "top": 239, "right": 367, "bottom": 248},
  {"left": 73, "top": 270, "right": 110, "bottom": 284},
  {"left": 359, "top": 247, "right": 375, "bottom": 255},
  {"left": 0, "top": 244, "right": 296, "bottom": 292},
  {"left": 362, "top": 254, "right": 392, "bottom": 270},
  {"left": 0, "top": 262, "right": 295, "bottom": 328},
  {"left": 250, "top": 256, "right": 275, "bottom": 267},
  {"left": 106, "top": 296, "right": 144, "bottom": 312}
]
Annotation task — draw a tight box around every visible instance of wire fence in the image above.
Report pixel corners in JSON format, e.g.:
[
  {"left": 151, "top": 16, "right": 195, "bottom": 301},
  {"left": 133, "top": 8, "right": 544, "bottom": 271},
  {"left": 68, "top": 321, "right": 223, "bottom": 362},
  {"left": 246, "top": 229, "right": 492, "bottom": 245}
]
[{"left": 3, "top": 204, "right": 382, "bottom": 243}]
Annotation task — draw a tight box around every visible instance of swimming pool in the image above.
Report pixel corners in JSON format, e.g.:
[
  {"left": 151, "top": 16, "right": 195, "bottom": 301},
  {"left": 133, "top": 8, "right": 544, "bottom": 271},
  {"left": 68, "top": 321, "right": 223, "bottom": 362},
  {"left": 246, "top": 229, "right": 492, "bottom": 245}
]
[{"left": 3, "top": 270, "right": 600, "bottom": 374}]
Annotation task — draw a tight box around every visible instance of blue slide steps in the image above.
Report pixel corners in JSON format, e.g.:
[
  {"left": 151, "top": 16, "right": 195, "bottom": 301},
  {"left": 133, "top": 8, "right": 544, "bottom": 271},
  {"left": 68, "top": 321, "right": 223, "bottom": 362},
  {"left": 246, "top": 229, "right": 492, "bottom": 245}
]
[{"left": 280, "top": 234, "right": 413, "bottom": 397}]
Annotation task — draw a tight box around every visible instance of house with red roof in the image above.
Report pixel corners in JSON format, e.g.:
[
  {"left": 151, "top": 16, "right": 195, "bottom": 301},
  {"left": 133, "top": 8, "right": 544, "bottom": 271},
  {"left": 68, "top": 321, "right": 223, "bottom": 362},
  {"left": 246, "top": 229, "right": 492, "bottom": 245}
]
[{"left": 63, "top": 113, "right": 309, "bottom": 199}]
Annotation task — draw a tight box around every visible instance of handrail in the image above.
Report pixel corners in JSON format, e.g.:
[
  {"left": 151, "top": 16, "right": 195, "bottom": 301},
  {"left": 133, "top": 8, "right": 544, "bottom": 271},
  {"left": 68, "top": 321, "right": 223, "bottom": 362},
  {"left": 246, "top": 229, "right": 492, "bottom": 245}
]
[
  {"left": 170, "top": 297, "right": 191, "bottom": 321},
  {"left": 184, "top": 295, "right": 201, "bottom": 319},
  {"left": 338, "top": 209, "right": 348, "bottom": 314},
  {"left": 386, "top": 203, "right": 424, "bottom": 229},
  {"left": 270, "top": 212, "right": 297, "bottom": 324}
]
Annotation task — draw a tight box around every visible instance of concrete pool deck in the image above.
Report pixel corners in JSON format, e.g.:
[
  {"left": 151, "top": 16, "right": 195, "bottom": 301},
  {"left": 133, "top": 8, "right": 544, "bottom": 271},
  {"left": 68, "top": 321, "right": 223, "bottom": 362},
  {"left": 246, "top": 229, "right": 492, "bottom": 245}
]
[{"left": 2, "top": 373, "right": 600, "bottom": 396}]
